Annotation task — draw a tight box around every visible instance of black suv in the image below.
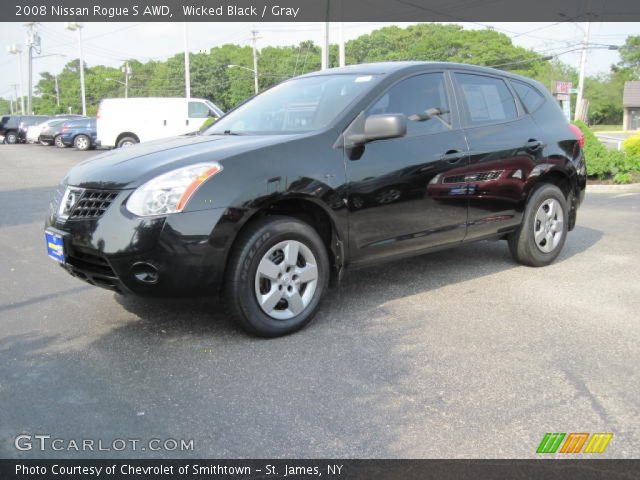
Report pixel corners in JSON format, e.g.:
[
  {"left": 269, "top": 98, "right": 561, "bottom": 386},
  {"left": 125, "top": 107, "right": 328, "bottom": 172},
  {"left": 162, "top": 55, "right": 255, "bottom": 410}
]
[
  {"left": 45, "top": 62, "right": 586, "bottom": 336},
  {"left": 1, "top": 115, "right": 49, "bottom": 144}
]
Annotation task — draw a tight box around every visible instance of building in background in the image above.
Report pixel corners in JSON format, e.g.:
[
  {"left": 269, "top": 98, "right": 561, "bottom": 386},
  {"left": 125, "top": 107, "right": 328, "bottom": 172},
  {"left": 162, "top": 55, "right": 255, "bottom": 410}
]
[{"left": 623, "top": 81, "right": 640, "bottom": 131}]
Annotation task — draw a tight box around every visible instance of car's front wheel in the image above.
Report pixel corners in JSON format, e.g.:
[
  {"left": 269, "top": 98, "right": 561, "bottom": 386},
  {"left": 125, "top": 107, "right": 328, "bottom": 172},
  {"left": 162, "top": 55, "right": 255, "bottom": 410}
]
[
  {"left": 225, "top": 216, "right": 329, "bottom": 337},
  {"left": 508, "top": 183, "right": 568, "bottom": 267}
]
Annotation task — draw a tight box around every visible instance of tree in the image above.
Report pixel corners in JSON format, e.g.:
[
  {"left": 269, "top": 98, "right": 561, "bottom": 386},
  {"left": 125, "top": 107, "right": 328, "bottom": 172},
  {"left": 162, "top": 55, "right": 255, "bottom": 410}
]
[{"left": 618, "top": 35, "right": 640, "bottom": 75}]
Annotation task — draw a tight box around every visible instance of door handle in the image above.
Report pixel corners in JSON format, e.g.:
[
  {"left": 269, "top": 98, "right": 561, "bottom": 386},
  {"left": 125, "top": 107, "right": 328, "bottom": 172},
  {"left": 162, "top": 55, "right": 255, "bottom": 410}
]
[
  {"left": 186, "top": 119, "right": 189, "bottom": 126},
  {"left": 525, "top": 139, "right": 543, "bottom": 150},
  {"left": 441, "top": 149, "right": 466, "bottom": 163}
]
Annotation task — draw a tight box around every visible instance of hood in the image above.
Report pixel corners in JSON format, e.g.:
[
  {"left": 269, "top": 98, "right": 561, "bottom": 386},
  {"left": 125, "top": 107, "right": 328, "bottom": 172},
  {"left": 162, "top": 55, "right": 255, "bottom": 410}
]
[{"left": 63, "top": 133, "right": 303, "bottom": 189}]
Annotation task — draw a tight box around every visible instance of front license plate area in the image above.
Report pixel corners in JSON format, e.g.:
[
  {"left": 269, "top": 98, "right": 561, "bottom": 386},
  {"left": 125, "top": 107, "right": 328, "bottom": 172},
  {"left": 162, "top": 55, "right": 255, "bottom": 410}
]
[{"left": 45, "top": 230, "right": 65, "bottom": 263}]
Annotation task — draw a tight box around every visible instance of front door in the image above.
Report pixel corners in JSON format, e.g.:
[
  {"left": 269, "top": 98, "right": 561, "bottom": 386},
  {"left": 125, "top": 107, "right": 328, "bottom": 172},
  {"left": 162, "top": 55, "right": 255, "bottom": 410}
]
[{"left": 345, "top": 72, "right": 470, "bottom": 265}]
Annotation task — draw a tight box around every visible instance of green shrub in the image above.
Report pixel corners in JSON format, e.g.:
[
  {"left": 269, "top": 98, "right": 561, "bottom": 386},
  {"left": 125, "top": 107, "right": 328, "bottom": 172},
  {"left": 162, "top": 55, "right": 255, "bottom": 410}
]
[
  {"left": 613, "top": 172, "right": 632, "bottom": 184},
  {"left": 574, "top": 120, "right": 640, "bottom": 179},
  {"left": 623, "top": 133, "right": 640, "bottom": 158}
]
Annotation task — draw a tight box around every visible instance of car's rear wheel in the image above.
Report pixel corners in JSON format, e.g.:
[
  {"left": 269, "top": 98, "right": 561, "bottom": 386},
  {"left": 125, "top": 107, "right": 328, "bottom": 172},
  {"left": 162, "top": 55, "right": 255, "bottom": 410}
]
[
  {"left": 74, "top": 134, "right": 90, "bottom": 151},
  {"left": 54, "top": 135, "right": 66, "bottom": 148},
  {"left": 5, "top": 131, "right": 17, "bottom": 144},
  {"left": 225, "top": 216, "right": 329, "bottom": 337},
  {"left": 508, "top": 183, "right": 568, "bottom": 267},
  {"left": 117, "top": 136, "right": 138, "bottom": 148}
]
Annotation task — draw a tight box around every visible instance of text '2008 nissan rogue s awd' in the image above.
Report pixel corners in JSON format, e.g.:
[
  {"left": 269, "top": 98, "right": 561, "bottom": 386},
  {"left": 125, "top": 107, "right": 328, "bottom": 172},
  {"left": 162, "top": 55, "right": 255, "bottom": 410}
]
[{"left": 45, "top": 62, "right": 586, "bottom": 337}]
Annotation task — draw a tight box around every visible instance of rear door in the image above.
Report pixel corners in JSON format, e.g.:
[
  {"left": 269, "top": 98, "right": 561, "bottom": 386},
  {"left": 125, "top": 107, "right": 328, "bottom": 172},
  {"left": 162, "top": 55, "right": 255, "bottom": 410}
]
[
  {"left": 451, "top": 71, "right": 546, "bottom": 240},
  {"left": 345, "top": 71, "right": 470, "bottom": 265}
]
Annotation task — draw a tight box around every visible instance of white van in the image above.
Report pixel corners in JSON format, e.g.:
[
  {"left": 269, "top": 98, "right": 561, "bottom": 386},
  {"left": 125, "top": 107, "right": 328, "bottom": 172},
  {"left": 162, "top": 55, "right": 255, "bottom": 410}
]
[{"left": 96, "top": 97, "right": 224, "bottom": 148}]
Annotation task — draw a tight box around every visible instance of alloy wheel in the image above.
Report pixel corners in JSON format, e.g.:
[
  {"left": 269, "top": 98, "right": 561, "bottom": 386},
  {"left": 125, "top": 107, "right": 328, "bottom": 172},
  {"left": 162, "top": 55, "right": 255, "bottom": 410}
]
[
  {"left": 75, "top": 136, "right": 89, "bottom": 150},
  {"left": 254, "top": 240, "right": 319, "bottom": 320},
  {"left": 533, "top": 198, "right": 564, "bottom": 253}
]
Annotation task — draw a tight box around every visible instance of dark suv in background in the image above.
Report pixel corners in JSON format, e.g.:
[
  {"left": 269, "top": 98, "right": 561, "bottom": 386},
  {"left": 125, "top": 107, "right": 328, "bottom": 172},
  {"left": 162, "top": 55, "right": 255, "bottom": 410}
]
[
  {"left": 45, "top": 62, "right": 586, "bottom": 337},
  {"left": 1, "top": 115, "right": 49, "bottom": 144}
]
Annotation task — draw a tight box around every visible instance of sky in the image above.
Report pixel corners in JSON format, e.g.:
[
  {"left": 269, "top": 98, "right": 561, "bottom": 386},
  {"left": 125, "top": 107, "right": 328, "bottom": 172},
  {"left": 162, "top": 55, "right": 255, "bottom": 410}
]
[{"left": 0, "top": 21, "right": 638, "bottom": 103}]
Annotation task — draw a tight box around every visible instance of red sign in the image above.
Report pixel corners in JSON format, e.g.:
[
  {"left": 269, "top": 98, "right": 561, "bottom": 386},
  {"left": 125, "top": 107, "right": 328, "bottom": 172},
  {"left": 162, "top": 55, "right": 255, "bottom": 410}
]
[{"left": 553, "top": 81, "right": 572, "bottom": 95}]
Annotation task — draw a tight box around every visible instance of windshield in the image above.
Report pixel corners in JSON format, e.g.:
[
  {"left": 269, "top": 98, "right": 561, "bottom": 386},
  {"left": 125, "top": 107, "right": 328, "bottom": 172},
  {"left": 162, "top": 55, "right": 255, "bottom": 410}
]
[{"left": 206, "top": 74, "right": 380, "bottom": 135}]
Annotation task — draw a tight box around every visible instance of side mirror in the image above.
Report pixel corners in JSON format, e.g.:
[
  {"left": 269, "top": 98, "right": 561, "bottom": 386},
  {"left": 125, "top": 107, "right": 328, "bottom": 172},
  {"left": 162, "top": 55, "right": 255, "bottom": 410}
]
[{"left": 348, "top": 113, "right": 407, "bottom": 146}]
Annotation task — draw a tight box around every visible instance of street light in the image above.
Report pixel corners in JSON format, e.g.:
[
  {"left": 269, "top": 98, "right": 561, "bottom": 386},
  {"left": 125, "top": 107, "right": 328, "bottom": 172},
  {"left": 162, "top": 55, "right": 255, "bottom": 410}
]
[
  {"left": 7, "top": 44, "right": 25, "bottom": 114},
  {"left": 66, "top": 22, "right": 86, "bottom": 116},
  {"left": 227, "top": 64, "right": 258, "bottom": 94}
]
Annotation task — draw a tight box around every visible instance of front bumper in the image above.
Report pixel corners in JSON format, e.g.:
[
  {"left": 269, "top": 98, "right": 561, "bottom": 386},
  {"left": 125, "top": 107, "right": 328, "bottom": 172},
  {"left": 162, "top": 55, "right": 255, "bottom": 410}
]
[{"left": 45, "top": 188, "right": 238, "bottom": 297}]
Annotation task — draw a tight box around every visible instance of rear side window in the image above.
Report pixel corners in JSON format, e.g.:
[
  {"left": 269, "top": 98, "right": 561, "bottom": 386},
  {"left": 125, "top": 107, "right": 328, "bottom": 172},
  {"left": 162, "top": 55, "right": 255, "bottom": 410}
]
[
  {"left": 510, "top": 80, "right": 545, "bottom": 113},
  {"left": 369, "top": 73, "right": 451, "bottom": 136},
  {"left": 455, "top": 73, "right": 518, "bottom": 125}
]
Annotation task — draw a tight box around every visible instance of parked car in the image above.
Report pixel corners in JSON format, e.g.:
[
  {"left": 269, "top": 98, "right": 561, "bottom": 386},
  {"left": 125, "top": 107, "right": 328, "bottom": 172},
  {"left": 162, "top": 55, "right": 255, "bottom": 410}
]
[
  {"left": 96, "top": 97, "right": 224, "bottom": 148},
  {"left": 1, "top": 115, "right": 48, "bottom": 144},
  {"left": 17, "top": 116, "right": 50, "bottom": 143},
  {"left": 27, "top": 116, "right": 81, "bottom": 144},
  {"left": 45, "top": 62, "right": 586, "bottom": 337},
  {"left": 39, "top": 120, "right": 73, "bottom": 147},
  {"left": 59, "top": 118, "right": 97, "bottom": 150}
]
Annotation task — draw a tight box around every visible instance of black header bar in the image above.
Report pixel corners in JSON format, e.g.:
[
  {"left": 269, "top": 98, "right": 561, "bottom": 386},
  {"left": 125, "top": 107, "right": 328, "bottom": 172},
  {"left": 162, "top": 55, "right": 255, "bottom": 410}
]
[{"left": 5, "top": 0, "right": 640, "bottom": 22}]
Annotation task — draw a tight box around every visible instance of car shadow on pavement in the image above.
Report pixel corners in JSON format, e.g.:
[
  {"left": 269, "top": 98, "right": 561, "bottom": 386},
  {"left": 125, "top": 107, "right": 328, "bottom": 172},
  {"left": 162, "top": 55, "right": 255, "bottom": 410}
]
[{"left": 114, "top": 225, "right": 603, "bottom": 337}]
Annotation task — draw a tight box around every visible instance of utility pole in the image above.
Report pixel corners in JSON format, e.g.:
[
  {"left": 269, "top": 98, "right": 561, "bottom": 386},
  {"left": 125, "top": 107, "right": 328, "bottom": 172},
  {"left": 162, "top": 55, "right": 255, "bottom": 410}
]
[
  {"left": 54, "top": 75, "right": 60, "bottom": 107},
  {"left": 10, "top": 84, "right": 19, "bottom": 114},
  {"left": 183, "top": 22, "right": 191, "bottom": 99},
  {"left": 7, "top": 45, "right": 25, "bottom": 114},
  {"left": 338, "top": 23, "right": 345, "bottom": 67},
  {"left": 338, "top": 0, "right": 345, "bottom": 67},
  {"left": 321, "top": 22, "right": 330, "bottom": 70},
  {"left": 66, "top": 22, "right": 86, "bottom": 116},
  {"left": 250, "top": 29, "right": 260, "bottom": 95},
  {"left": 574, "top": 21, "right": 591, "bottom": 122},
  {"left": 25, "top": 23, "right": 41, "bottom": 115},
  {"left": 122, "top": 61, "right": 131, "bottom": 98}
]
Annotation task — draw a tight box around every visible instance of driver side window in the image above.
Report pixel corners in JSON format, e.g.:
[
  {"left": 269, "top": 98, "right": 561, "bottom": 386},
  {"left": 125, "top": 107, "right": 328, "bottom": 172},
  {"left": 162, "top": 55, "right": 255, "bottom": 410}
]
[
  {"left": 188, "top": 101, "right": 210, "bottom": 118},
  {"left": 369, "top": 73, "right": 450, "bottom": 136}
]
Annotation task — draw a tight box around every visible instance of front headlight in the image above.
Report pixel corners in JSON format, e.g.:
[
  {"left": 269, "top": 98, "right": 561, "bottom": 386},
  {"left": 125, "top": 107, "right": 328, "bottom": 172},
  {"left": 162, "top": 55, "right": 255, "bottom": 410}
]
[{"left": 126, "top": 162, "right": 222, "bottom": 217}]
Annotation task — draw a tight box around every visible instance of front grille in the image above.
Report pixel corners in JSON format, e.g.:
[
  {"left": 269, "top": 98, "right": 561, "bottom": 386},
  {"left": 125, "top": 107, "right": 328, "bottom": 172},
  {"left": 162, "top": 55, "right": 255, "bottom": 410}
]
[
  {"left": 67, "top": 249, "right": 116, "bottom": 277},
  {"left": 69, "top": 190, "right": 119, "bottom": 220},
  {"left": 64, "top": 248, "right": 121, "bottom": 292}
]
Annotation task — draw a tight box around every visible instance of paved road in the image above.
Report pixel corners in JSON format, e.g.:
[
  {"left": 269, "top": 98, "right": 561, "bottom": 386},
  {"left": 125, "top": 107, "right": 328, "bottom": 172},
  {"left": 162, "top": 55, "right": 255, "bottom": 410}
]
[
  {"left": 0, "top": 144, "right": 639, "bottom": 459},
  {"left": 596, "top": 132, "right": 635, "bottom": 151}
]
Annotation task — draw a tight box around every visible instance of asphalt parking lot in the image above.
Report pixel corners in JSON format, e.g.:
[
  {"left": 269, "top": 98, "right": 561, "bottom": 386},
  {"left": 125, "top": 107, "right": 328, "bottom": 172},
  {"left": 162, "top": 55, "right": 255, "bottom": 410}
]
[{"left": 0, "top": 144, "right": 639, "bottom": 459}]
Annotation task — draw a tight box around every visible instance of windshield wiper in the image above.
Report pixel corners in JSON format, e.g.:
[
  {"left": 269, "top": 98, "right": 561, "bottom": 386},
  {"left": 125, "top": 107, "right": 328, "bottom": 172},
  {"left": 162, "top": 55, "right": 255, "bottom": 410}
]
[{"left": 209, "top": 130, "right": 245, "bottom": 136}]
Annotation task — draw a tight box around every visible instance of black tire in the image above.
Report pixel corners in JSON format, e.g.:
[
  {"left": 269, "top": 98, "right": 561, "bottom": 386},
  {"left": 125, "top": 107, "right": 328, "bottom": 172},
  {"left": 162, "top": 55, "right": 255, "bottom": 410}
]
[
  {"left": 5, "top": 131, "right": 18, "bottom": 144},
  {"left": 117, "top": 136, "right": 138, "bottom": 148},
  {"left": 54, "top": 135, "right": 66, "bottom": 148},
  {"left": 74, "top": 134, "right": 91, "bottom": 151},
  {"left": 224, "top": 216, "right": 330, "bottom": 337},
  {"left": 508, "top": 183, "right": 568, "bottom": 267}
]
